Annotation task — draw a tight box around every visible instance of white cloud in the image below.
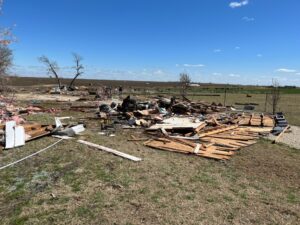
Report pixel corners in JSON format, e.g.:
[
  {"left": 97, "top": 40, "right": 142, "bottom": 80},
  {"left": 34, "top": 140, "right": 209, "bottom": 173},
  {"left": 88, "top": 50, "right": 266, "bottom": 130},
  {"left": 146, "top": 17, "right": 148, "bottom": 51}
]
[
  {"left": 235, "top": 46, "right": 240, "bottom": 50},
  {"left": 229, "top": 73, "right": 240, "bottom": 77},
  {"left": 213, "top": 49, "right": 222, "bottom": 53},
  {"left": 257, "top": 54, "right": 263, "bottom": 57},
  {"left": 212, "top": 72, "right": 222, "bottom": 76},
  {"left": 242, "top": 16, "right": 255, "bottom": 22},
  {"left": 153, "top": 69, "right": 165, "bottom": 75},
  {"left": 296, "top": 73, "right": 300, "bottom": 75},
  {"left": 229, "top": 0, "right": 249, "bottom": 8},
  {"left": 276, "top": 68, "right": 297, "bottom": 73},
  {"left": 183, "top": 64, "right": 205, "bottom": 68}
]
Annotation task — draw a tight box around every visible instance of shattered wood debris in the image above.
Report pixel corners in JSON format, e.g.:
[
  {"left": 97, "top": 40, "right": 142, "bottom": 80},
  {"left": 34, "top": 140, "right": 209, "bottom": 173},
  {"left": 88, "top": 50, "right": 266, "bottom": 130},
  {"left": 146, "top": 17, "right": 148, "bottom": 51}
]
[
  {"left": 0, "top": 93, "right": 289, "bottom": 162},
  {"left": 144, "top": 138, "right": 232, "bottom": 160},
  {"left": 144, "top": 126, "right": 271, "bottom": 160},
  {"left": 81, "top": 95, "right": 283, "bottom": 160}
]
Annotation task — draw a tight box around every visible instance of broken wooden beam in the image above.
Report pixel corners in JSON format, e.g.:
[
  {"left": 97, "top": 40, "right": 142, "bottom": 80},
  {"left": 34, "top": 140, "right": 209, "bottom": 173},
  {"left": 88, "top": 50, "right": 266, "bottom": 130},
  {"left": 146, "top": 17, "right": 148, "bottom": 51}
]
[
  {"left": 272, "top": 125, "right": 290, "bottom": 144},
  {"left": 77, "top": 140, "right": 142, "bottom": 162},
  {"left": 198, "top": 125, "right": 238, "bottom": 138}
]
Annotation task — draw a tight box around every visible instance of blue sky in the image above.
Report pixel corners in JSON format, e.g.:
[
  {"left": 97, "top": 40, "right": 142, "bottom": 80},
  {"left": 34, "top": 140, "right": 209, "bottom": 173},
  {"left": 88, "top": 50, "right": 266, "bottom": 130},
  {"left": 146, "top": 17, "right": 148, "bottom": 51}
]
[{"left": 2, "top": 0, "right": 300, "bottom": 85}]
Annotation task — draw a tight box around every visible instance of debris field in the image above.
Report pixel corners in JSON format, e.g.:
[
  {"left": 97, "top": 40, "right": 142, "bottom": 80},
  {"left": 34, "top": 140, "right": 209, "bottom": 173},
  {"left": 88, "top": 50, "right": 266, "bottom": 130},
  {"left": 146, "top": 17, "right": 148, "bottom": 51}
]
[{"left": 0, "top": 93, "right": 290, "bottom": 165}]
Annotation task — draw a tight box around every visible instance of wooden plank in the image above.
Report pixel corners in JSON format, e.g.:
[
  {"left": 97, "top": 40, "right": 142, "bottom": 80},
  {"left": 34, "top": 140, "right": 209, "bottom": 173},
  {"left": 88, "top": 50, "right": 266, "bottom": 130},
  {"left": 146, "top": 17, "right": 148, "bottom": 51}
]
[
  {"left": 273, "top": 126, "right": 290, "bottom": 144},
  {"left": 198, "top": 125, "right": 238, "bottom": 138},
  {"left": 127, "top": 138, "right": 149, "bottom": 141},
  {"left": 23, "top": 123, "right": 42, "bottom": 132},
  {"left": 195, "top": 122, "right": 207, "bottom": 133},
  {"left": 201, "top": 137, "right": 242, "bottom": 148},
  {"left": 161, "top": 128, "right": 169, "bottom": 137},
  {"left": 212, "top": 116, "right": 221, "bottom": 126},
  {"left": 206, "top": 134, "right": 256, "bottom": 141},
  {"left": 26, "top": 127, "right": 49, "bottom": 139},
  {"left": 78, "top": 140, "right": 142, "bottom": 162}
]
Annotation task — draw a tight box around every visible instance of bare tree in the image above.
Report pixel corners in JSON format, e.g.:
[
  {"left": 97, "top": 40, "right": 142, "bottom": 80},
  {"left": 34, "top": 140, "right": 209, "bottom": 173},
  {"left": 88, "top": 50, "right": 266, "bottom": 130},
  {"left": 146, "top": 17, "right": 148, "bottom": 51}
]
[
  {"left": 0, "top": 0, "right": 12, "bottom": 75},
  {"left": 39, "top": 56, "right": 62, "bottom": 89},
  {"left": 0, "top": 44, "right": 12, "bottom": 75},
  {"left": 68, "top": 53, "right": 84, "bottom": 90},
  {"left": 179, "top": 73, "right": 191, "bottom": 97},
  {"left": 0, "top": 0, "right": 14, "bottom": 92},
  {"left": 268, "top": 79, "right": 281, "bottom": 114},
  {"left": 0, "top": 0, "right": 15, "bottom": 46}
]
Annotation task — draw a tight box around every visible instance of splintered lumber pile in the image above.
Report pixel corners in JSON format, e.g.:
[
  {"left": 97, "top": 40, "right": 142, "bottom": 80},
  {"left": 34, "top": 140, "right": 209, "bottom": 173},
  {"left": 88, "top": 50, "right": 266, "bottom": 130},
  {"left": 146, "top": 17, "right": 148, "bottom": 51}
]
[
  {"left": 144, "top": 138, "right": 232, "bottom": 160},
  {"left": 24, "top": 124, "right": 55, "bottom": 141},
  {"left": 200, "top": 127, "right": 260, "bottom": 152},
  {"left": 200, "top": 126, "right": 274, "bottom": 154},
  {"left": 144, "top": 125, "right": 273, "bottom": 160}
]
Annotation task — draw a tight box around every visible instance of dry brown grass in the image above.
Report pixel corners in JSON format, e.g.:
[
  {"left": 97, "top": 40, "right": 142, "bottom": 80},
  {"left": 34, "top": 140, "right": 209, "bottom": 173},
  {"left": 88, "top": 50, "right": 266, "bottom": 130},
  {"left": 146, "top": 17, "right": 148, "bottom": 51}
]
[{"left": 0, "top": 112, "right": 299, "bottom": 224}]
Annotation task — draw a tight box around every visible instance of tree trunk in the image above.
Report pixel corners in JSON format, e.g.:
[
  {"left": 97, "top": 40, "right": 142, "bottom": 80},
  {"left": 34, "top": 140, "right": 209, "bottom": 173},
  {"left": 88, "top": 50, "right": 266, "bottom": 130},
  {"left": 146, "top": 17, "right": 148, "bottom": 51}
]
[
  {"left": 68, "top": 74, "right": 79, "bottom": 90},
  {"left": 56, "top": 76, "right": 62, "bottom": 89}
]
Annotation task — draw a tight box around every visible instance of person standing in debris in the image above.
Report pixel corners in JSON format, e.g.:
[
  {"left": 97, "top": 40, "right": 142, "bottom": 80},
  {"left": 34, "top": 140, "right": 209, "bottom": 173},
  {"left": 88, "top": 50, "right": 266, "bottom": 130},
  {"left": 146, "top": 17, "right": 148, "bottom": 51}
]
[
  {"left": 118, "top": 86, "right": 123, "bottom": 99},
  {"left": 108, "top": 86, "right": 112, "bottom": 99}
]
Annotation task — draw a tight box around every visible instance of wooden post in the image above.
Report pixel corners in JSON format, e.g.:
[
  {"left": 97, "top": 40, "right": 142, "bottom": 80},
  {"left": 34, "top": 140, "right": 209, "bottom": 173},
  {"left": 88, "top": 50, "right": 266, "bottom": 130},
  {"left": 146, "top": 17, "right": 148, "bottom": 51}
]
[
  {"left": 223, "top": 88, "right": 227, "bottom": 106},
  {"left": 264, "top": 93, "right": 268, "bottom": 112}
]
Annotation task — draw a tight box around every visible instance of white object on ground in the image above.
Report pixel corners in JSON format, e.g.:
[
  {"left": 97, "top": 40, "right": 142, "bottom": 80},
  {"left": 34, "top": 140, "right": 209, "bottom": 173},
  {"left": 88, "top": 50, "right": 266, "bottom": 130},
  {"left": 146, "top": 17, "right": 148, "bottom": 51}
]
[
  {"left": 5, "top": 121, "right": 15, "bottom": 149},
  {"left": 14, "top": 126, "right": 25, "bottom": 147},
  {"left": 55, "top": 117, "right": 71, "bottom": 128},
  {"left": 71, "top": 124, "right": 85, "bottom": 134},
  {"left": 5, "top": 121, "right": 26, "bottom": 149}
]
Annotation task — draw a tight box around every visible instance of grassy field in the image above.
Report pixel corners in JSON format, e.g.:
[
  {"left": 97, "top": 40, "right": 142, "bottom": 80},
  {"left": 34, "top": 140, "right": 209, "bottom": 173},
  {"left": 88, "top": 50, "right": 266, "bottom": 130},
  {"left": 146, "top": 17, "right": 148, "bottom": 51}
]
[
  {"left": 7, "top": 76, "right": 300, "bottom": 94},
  {"left": 0, "top": 100, "right": 299, "bottom": 224}
]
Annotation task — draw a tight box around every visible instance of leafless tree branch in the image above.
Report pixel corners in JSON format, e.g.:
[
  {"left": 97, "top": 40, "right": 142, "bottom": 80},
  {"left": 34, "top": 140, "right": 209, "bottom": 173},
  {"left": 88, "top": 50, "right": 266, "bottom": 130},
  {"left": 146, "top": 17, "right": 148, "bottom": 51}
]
[
  {"left": 179, "top": 73, "right": 191, "bottom": 97},
  {"left": 39, "top": 55, "right": 62, "bottom": 89},
  {"left": 68, "top": 53, "right": 84, "bottom": 90},
  {"left": 268, "top": 79, "right": 281, "bottom": 114}
]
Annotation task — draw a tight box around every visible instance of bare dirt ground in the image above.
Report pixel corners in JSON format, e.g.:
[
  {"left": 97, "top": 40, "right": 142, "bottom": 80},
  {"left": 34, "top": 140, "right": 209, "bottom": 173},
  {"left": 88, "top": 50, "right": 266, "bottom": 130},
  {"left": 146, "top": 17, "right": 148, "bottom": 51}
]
[
  {"left": 0, "top": 101, "right": 299, "bottom": 225},
  {"left": 267, "top": 126, "right": 300, "bottom": 149},
  {"left": 15, "top": 93, "right": 81, "bottom": 102}
]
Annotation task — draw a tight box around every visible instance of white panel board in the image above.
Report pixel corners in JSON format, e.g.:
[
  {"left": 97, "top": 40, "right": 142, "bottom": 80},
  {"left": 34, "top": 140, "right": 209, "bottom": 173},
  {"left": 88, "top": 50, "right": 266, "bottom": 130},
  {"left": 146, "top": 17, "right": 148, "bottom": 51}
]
[{"left": 5, "top": 121, "right": 16, "bottom": 149}]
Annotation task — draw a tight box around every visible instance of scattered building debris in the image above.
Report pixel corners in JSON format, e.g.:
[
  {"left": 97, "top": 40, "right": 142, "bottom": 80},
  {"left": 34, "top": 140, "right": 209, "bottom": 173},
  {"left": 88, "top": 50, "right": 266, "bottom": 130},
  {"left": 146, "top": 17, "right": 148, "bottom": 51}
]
[{"left": 0, "top": 93, "right": 292, "bottom": 162}]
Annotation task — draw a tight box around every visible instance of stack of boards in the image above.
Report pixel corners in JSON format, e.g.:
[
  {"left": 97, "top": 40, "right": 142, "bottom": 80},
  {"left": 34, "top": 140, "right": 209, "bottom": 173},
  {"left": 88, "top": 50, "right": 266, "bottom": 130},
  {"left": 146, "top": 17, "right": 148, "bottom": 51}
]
[{"left": 236, "top": 114, "right": 274, "bottom": 127}]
